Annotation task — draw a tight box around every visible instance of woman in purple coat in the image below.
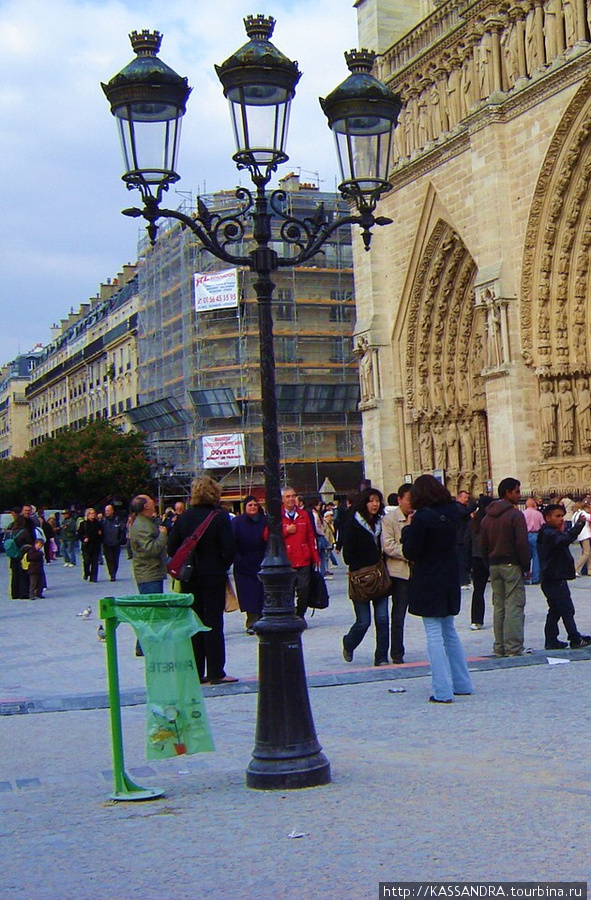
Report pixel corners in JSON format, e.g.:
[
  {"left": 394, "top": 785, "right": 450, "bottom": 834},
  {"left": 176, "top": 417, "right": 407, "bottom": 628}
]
[{"left": 231, "top": 496, "right": 268, "bottom": 634}]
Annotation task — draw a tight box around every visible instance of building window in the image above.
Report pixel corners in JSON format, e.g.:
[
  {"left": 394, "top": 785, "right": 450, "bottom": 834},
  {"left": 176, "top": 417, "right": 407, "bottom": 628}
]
[
  {"left": 330, "top": 338, "right": 349, "bottom": 363},
  {"left": 329, "top": 305, "right": 353, "bottom": 323},
  {"left": 276, "top": 303, "right": 295, "bottom": 321},
  {"left": 330, "top": 289, "right": 353, "bottom": 301},
  {"left": 276, "top": 336, "right": 297, "bottom": 363}
]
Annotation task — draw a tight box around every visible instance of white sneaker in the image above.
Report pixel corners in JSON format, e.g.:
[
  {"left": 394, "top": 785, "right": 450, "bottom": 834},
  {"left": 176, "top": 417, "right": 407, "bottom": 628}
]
[{"left": 470, "top": 623, "right": 482, "bottom": 630}]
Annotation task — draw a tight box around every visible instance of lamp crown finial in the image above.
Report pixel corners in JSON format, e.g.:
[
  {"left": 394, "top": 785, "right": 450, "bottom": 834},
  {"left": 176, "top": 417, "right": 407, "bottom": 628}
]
[
  {"left": 244, "top": 14, "right": 276, "bottom": 41},
  {"left": 344, "top": 48, "right": 377, "bottom": 74},
  {"left": 129, "top": 30, "right": 162, "bottom": 57}
]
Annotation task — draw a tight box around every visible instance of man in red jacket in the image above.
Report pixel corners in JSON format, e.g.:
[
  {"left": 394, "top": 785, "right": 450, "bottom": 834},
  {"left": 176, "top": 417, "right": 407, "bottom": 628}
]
[{"left": 281, "top": 486, "right": 321, "bottom": 622}]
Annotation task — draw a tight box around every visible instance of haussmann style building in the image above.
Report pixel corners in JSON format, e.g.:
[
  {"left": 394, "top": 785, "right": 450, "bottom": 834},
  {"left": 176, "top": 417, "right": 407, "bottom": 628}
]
[{"left": 129, "top": 173, "right": 362, "bottom": 503}]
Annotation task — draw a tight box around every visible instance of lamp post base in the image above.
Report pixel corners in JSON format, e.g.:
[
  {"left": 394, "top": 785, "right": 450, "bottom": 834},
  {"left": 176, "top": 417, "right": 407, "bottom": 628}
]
[
  {"left": 246, "top": 613, "right": 331, "bottom": 790},
  {"left": 246, "top": 752, "right": 331, "bottom": 790}
]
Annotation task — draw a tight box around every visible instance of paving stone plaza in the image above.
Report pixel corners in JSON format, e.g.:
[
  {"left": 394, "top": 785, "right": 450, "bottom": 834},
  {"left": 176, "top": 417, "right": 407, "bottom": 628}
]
[{"left": 1, "top": 557, "right": 590, "bottom": 898}]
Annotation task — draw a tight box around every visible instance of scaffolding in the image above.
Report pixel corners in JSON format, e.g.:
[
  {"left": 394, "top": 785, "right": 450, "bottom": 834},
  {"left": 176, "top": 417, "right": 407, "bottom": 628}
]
[{"left": 134, "top": 175, "right": 363, "bottom": 497}]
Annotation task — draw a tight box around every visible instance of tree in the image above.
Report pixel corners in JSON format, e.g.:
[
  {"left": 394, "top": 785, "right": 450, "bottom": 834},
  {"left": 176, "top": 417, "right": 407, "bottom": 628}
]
[{"left": 0, "top": 421, "right": 152, "bottom": 509}]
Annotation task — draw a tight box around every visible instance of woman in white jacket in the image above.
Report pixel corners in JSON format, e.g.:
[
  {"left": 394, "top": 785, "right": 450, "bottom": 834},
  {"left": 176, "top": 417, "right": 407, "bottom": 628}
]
[{"left": 572, "top": 502, "right": 591, "bottom": 575}]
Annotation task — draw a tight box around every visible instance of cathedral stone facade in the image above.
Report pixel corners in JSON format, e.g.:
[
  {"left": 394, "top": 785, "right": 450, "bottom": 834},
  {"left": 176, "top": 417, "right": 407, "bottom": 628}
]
[{"left": 353, "top": 0, "right": 591, "bottom": 496}]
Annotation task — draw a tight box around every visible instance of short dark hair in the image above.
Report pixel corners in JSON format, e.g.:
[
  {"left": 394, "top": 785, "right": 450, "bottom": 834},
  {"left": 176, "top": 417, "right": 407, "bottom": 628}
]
[
  {"left": 130, "top": 495, "right": 148, "bottom": 515},
  {"left": 543, "top": 504, "right": 564, "bottom": 519},
  {"left": 398, "top": 483, "right": 412, "bottom": 499},
  {"left": 386, "top": 493, "right": 398, "bottom": 506},
  {"left": 242, "top": 495, "right": 259, "bottom": 510},
  {"left": 498, "top": 477, "right": 520, "bottom": 498},
  {"left": 410, "top": 474, "right": 452, "bottom": 510}
]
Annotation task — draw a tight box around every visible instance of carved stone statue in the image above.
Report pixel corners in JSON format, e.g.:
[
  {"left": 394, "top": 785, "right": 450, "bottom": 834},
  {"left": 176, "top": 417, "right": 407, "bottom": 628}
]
[
  {"left": 417, "top": 90, "right": 430, "bottom": 146},
  {"left": 525, "top": 5, "right": 543, "bottom": 74},
  {"left": 576, "top": 377, "right": 591, "bottom": 452},
  {"left": 478, "top": 31, "right": 493, "bottom": 99},
  {"left": 419, "top": 426, "right": 434, "bottom": 470},
  {"left": 446, "top": 63, "right": 462, "bottom": 127},
  {"left": 544, "top": 0, "right": 560, "bottom": 61},
  {"left": 557, "top": 378, "right": 575, "bottom": 454},
  {"left": 485, "top": 295, "right": 503, "bottom": 368},
  {"left": 356, "top": 338, "right": 376, "bottom": 403},
  {"left": 563, "top": 0, "right": 580, "bottom": 48},
  {"left": 539, "top": 379, "right": 557, "bottom": 456},
  {"left": 502, "top": 16, "right": 520, "bottom": 86},
  {"left": 432, "top": 376, "right": 444, "bottom": 411},
  {"left": 446, "top": 421, "right": 460, "bottom": 470},
  {"left": 459, "top": 421, "right": 475, "bottom": 471},
  {"left": 460, "top": 53, "right": 474, "bottom": 116},
  {"left": 433, "top": 422, "right": 447, "bottom": 470},
  {"left": 429, "top": 84, "right": 443, "bottom": 138}
]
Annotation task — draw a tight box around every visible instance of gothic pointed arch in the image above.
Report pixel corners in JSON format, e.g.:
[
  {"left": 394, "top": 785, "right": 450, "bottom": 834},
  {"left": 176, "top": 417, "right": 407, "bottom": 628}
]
[
  {"left": 402, "top": 218, "right": 489, "bottom": 493},
  {"left": 521, "top": 72, "right": 591, "bottom": 467}
]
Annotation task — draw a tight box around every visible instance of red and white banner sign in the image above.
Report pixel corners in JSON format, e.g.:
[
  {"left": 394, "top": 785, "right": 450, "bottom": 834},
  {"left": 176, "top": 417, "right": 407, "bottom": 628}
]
[
  {"left": 202, "top": 433, "right": 245, "bottom": 469},
  {"left": 194, "top": 268, "right": 238, "bottom": 312}
]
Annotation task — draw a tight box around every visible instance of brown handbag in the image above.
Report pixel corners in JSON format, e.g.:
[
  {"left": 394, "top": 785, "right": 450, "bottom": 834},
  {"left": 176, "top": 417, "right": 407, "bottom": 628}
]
[{"left": 348, "top": 558, "right": 391, "bottom": 603}]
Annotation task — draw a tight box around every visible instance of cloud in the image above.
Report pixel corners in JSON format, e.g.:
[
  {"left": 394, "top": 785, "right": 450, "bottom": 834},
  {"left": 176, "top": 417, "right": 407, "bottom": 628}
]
[{"left": 0, "top": 0, "right": 358, "bottom": 364}]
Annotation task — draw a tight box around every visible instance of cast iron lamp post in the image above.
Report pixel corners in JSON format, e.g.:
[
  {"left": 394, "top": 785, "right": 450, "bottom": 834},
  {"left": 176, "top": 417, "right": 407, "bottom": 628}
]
[{"left": 103, "top": 15, "right": 401, "bottom": 790}]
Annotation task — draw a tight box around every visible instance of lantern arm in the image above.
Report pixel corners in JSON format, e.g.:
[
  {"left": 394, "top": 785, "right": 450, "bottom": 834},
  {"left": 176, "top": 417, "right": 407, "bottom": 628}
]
[
  {"left": 269, "top": 189, "right": 392, "bottom": 262},
  {"left": 123, "top": 189, "right": 254, "bottom": 265}
]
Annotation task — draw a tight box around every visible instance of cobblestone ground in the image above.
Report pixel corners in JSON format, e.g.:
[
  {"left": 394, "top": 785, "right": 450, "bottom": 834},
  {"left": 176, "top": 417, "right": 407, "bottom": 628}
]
[{"left": 1, "top": 553, "right": 590, "bottom": 898}]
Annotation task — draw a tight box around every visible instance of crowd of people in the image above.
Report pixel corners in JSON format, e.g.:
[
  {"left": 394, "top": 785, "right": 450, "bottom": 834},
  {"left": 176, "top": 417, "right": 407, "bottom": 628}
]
[{"left": 5, "top": 475, "right": 591, "bottom": 700}]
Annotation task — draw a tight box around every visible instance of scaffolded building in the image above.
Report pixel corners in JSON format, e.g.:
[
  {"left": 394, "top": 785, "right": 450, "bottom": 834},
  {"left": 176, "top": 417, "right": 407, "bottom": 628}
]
[{"left": 129, "top": 174, "right": 362, "bottom": 504}]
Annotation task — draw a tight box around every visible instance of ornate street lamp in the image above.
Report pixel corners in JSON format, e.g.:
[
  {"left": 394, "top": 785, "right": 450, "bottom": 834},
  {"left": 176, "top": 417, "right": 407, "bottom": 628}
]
[{"left": 103, "top": 15, "right": 401, "bottom": 791}]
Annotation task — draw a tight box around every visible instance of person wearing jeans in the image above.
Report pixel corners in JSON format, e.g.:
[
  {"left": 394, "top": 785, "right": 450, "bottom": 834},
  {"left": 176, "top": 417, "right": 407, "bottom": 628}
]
[
  {"left": 401, "top": 475, "right": 473, "bottom": 703},
  {"left": 523, "top": 498, "right": 544, "bottom": 584},
  {"left": 479, "top": 478, "right": 531, "bottom": 657},
  {"left": 422, "top": 617, "right": 473, "bottom": 700},
  {"left": 382, "top": 484, "right": 412, "bottom": 663},
  {"left": 342, "top": 488, "right": 390, "bottom": 667},
  {"left": 572, "top": 503, "right": 591, "bottom": 575}
]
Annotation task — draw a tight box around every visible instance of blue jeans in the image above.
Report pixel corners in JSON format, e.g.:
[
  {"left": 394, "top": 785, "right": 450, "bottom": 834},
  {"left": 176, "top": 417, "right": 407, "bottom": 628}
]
[
  {"left": 423, "top": 616, "right": 473, "bottom": 701},
  {"left": 62, "top": 540, "right": 77, "bottom": 566},
  {"left": 526, "top": 532, "right": 540, "bottom": 583},
  {"left": 316, "top": 535, "right": 329, "bottom": 576},
  {"left": 137, "top": 580, "right": 164, "bottom": 594},
  {"left": 343, "top": 594, "right": 389, "bottom": 665}
]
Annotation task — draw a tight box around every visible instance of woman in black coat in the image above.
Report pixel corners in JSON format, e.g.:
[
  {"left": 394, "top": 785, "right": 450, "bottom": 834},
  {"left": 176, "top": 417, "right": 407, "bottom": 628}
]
[
  {"left": 78, "top": 508, "right": 103, "bottom": 582},
  {"left": 168, "top": 477, "right": 237, "bottom": 685},
  {"left": 231, "top": 496, "right": 268, "bottom": 634},
  {"left": 401, "top": 474, "right": 473, "bottom": 703},
  {"left": 342, "top": 488, "right": 390, "bottom": 666}
]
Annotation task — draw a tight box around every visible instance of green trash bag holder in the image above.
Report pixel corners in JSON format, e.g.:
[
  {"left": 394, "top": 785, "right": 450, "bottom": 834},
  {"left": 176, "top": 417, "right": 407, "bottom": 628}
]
[{"left": 99, "top": 593, "right": 200, "bottom": 802}]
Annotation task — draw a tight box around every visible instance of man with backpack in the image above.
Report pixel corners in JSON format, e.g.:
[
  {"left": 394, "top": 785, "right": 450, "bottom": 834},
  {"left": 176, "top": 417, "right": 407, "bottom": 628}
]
[{"left": 5, "top": 508, "right": 36, "bottom": 599}]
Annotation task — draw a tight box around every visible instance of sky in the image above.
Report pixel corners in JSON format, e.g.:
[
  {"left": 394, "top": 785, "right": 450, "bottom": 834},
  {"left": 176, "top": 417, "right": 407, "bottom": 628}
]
[{"left": 0, "top": 0, "right": 359, "bottom": 366}]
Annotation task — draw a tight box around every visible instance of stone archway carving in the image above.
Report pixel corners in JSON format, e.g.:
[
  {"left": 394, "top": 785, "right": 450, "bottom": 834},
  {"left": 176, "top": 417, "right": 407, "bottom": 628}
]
[
  {"left": 522, "top": 73, "right": 591, "bottom": 484},
  {"left": 404, "top": 219, "right": 489, "bottom": 493}
]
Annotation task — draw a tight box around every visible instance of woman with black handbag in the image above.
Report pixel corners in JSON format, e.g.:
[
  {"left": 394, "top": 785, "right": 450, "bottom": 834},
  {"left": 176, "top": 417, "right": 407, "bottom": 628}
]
[
  {"left": 342, "top": 488, "right": 390, "bottom": 667},
  {"left": 168, "top": 477, "right": 237, "bottom": 685}
]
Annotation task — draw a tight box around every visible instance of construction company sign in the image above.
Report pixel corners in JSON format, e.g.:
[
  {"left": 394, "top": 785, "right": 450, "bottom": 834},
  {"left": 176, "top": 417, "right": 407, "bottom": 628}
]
[
  {"left": 202, "top": 433, "right": 245, "bottom": 469},
  {"left": 194, "top": 268, "right": 238, "bottom": 312}
]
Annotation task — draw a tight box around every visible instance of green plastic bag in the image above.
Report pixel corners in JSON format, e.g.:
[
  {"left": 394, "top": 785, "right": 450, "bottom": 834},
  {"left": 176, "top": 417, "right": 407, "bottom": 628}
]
[{"left": 115, "top": 594, "right": 215, "bottom": 759}]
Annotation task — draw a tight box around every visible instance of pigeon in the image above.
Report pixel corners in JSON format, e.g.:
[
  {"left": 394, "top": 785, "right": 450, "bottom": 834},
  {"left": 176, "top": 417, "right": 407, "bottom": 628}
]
[
  {"left": 76, "top": 606, "right": 92, "bottom": 618},
  {"left": 97, "top": 625, "right": 106, "bottom": 642}
]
